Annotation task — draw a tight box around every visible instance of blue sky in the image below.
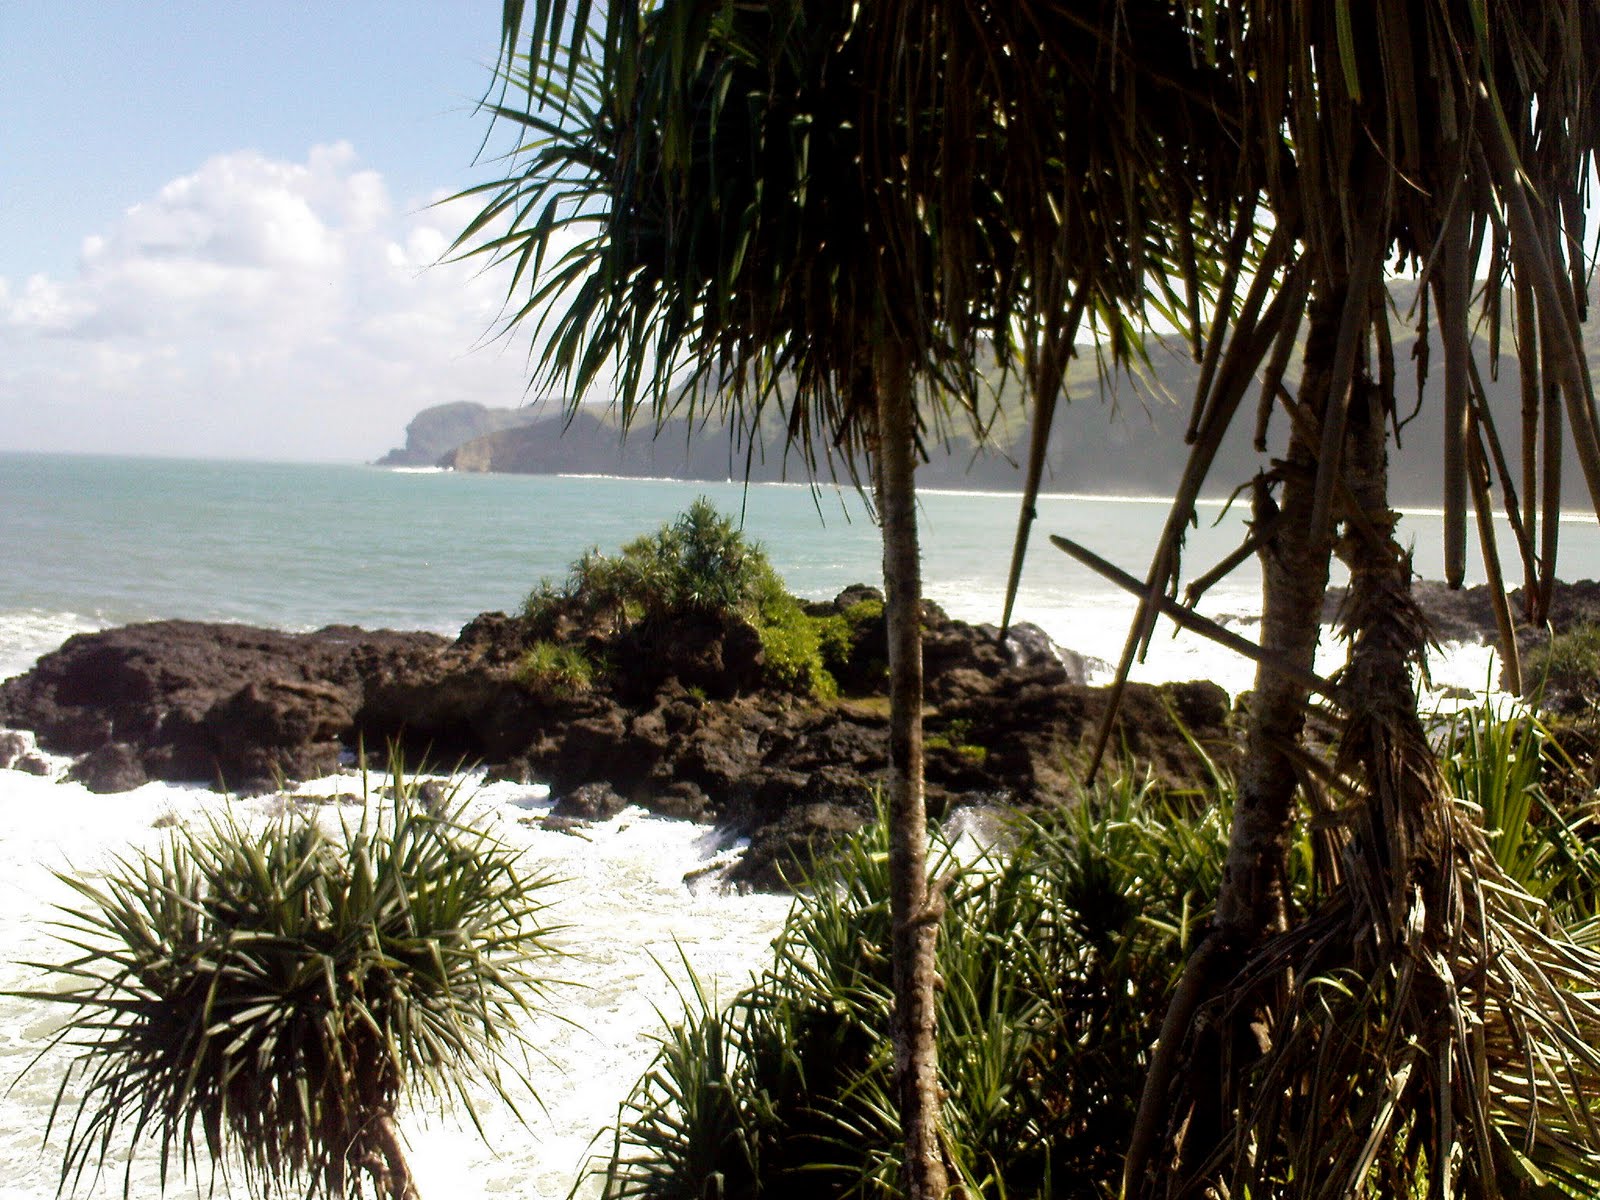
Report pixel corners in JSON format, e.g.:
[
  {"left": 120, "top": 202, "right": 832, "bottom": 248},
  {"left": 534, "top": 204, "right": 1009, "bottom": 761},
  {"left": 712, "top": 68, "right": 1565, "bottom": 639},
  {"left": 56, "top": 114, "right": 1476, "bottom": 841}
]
[{"left": 1, "top": 2, "right": 552, "bottom": 461}]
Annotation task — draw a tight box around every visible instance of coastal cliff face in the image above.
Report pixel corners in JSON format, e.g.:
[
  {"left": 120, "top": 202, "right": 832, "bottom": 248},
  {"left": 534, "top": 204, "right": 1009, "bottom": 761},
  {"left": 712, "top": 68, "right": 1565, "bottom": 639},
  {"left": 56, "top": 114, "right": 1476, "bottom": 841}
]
[
  {"left": 442, "top": 409, "right": 677, "bottom": 475},
  {"left": 388, "top": 303, "right": 1595, "bottom": 503},
  {"left": 374, "top": 401, "right": 547, "bottom": 467},
  {"left": 441, "top": 408, "right": 838, "bottom": 480}
]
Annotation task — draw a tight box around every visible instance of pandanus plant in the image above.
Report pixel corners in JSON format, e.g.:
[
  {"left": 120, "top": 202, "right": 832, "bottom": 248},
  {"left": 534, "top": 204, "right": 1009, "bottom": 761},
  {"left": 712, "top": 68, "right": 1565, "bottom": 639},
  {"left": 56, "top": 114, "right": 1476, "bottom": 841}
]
[
  {"left": 844, "top": 1, "right": 1600, "bottom": 1193},
  {"left": 458, "top": 3, "right": 1245, "bottom": 1194},
  {"left": 1073, "top": 4, "right": 1600, "bottom": 1196},
  {"left": 20, "top": 775, "right": 561, "bottom": 1200}
]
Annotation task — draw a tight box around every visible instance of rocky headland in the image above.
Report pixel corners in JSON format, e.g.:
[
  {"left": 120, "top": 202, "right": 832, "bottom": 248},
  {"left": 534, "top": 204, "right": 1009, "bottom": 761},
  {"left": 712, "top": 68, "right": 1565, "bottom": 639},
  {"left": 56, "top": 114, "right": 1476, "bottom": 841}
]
[
  {"left": 374, "top": 401, "right": 549, "bottom": 468},
  {"left": 5, "top": 565, "right": 1579, "bottom": 888},
  {"left": 0, "top": 592, "right": 1232, "bottom": 889},
  {"left": 377, "top": 299, "right": 1600, "bottom": 506}
]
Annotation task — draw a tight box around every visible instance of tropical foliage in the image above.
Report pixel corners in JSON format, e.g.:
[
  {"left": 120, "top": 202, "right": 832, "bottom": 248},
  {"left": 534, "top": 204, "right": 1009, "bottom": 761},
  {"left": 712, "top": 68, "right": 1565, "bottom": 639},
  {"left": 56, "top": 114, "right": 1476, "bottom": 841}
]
[
  {"left": 592, "top": 705, "right": 1600, "bottom": 1197},
  {"left": 521, "top": 498, "right": 850, "bottom": 700},
  {"left": 470, "top": 2, "right": 1600, "bottom": 1196},
  {"left": 1095, "top": 7, "right": 1600, "bottom": 1194},
  {"left": 590, "top": 770, "right": 1250, "bottom": 1199},
  {"left": 465, "top": 7, "right": 1248, "bottom": 1191},
  {"left": 19, "top": 771, "right": 562, "bottom": 1200}
]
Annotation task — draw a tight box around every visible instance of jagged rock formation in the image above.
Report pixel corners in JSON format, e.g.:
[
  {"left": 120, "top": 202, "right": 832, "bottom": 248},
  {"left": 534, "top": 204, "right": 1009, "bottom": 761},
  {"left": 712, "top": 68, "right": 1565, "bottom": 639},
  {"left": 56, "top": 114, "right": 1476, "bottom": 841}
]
[{"left": 0, "top": 596, "right": 1231, "bottom": 888}]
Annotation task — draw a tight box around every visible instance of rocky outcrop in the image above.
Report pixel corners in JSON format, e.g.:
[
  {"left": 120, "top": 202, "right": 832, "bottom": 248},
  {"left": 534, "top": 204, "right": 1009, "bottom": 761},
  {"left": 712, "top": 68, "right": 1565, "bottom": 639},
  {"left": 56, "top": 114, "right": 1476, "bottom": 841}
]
[
  {"left": 0, "top": 622, "right": 447, "bottom": 793},
  {"left": 374, "top": 401, "right": 546, "bottom": 468},
  {"left": 1324, "top": 577, "right": 1600, "bottom": 649},
  {"left": 69, "top": 742, "right": 148, "bottom": 793},
  {"left": 0, "top": 731, "right": 26, "bottom": 771},
  {"left": 0, "top": 597, "right": 1233, "bottom": 890}
]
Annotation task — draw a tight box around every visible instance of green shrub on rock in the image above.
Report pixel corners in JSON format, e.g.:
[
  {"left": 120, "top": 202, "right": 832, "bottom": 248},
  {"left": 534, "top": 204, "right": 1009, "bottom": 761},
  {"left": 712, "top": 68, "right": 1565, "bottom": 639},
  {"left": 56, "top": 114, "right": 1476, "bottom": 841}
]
[
  {"left": 751, "top": 595, "right": 850, "bottom": 701},
  {"left": 1524, "top": 623, "right": 1600, "bottom": 712},
  {"left": 514, "top": 640, "right": 596, "bottom": 697},
  {"left": 524, "top": 498, "right": 777, "bottom": 629},
  {"left": 520, "top": 499, "right": 853, "bottom": 700}
]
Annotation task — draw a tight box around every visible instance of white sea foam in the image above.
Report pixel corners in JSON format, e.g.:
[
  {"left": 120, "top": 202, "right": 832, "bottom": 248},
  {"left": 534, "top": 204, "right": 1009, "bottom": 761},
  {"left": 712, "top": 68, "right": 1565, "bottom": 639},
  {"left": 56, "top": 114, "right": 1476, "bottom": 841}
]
[
  {"left": 0, "top": 611, "right": 103, "bottom": 684},
  {"left": 927, "top": 579, "right": 1508, "bottom": 707},
  {"left": 0, "top": 767, "right": 792, "bottom": 1200}
]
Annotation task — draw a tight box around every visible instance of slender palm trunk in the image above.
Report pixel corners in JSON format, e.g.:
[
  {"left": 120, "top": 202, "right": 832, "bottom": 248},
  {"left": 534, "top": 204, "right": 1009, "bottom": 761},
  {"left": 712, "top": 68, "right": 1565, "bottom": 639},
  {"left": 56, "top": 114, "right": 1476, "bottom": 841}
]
[
  {"left": 1125, "top": 288, "right": 1343, "bottom": 1198},
  {"left": 1335, "top": 369, "right": 1444, "bottom": 974},
  {"left": 1216, "top": 286, "right": 1344, "bottom": 945},
  {"left": 360, "top": 1112, "right": 422, "bottom": 1200},
  {"left": 874, "top": 339, "right": 947, "bottom": 1200}
]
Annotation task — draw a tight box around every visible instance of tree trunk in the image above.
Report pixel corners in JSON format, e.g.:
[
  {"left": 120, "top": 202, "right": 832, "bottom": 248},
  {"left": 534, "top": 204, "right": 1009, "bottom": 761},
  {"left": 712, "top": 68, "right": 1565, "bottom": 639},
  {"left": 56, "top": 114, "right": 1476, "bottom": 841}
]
[
  {"left": 359, "top": 1111, "right": 422, "bottom": 1200},
  {"left": 874, "top": 339, "right": 947, "bottom": 1200},
  {"left": 1216, "top": 285, "right": 1344, "bottom": 946},
  {"left": 1333, "top": 367, "right": 1439, "bottom": 960},
  {"left": 1125, "top": 287, "right": 1344, "bottom": 1198}
]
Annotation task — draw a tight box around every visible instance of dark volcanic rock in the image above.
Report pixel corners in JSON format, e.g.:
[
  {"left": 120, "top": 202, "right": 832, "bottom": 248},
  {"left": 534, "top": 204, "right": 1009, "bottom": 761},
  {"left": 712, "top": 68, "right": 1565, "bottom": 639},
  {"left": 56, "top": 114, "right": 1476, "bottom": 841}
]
[
  {"left": 649, "top": 779, "right": 712, "bottom": 821},
  {"left": 1323, "top": 578, "right": 1600, "bottom": 647},
  {"left": 935, "top": 675, "right": 1234, "bottom": 804},
  {"left": 15, "top": 754, "right": 52, "bottom": 777},
  {"left": 1323, "top": 577, "right": 1600, "bottom": 696},
  {"left": 553, "top": 781, "right": 629, "bottom": 821},
  {"left": 68, "top": 742, "right": 148, "bottom": 793},
  {"left": 727, "top": 801, "right": 869, "bottom": 892},
  {"left": 0, "top": 592, "right": 1236, "bottom": 890},
  {"left": 0, "top": 621, "right": 447, "bottom": 792},
  {"left": 357, "top": 657, "right": 546, "bottom": 763},
  {"left": 205, "top": 678, "right": 354, "bottom": 787},
  {"left": 612, "top": 611, "right": 767, "bottom": 703},
  {"left": 0, "top": 731, "right": 26, "bottom": 770},
  {"left": 454, "top": 611, "right": 532, "bottom": 666}
]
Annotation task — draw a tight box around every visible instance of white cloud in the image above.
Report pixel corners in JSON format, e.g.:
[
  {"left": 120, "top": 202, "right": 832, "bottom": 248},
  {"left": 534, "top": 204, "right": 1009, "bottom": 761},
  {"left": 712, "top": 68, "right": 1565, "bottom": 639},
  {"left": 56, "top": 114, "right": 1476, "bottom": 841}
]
[{"left": 0, "top": 143, "right": 554, "bottom": 461}]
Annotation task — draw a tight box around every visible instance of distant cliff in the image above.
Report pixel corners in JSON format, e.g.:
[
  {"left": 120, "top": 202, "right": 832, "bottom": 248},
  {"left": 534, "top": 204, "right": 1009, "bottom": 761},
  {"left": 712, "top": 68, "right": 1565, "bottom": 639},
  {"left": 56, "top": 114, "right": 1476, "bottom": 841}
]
[
  {"left": 439, "top": 409, "right": 783, "bottom": 480},
  {"left": 379, "top": 325, "right": 1593, "bottom": 505},
  {"left": 374, "top": 401, "right": 547, "bottom": 467}
]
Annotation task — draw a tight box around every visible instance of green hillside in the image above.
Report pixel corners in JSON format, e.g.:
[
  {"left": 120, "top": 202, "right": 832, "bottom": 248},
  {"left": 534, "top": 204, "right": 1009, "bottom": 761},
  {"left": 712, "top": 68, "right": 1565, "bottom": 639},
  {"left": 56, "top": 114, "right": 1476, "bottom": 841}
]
[{"left": 393, "top": 278, "right": 1600, "bottom": 509}]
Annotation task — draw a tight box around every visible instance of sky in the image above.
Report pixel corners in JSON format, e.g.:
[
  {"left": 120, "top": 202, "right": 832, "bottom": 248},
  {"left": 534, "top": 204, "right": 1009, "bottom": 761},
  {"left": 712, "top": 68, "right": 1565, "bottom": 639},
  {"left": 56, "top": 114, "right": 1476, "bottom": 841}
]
[{"left": 0, "top": 2, "right": 560, "bottom": 462}]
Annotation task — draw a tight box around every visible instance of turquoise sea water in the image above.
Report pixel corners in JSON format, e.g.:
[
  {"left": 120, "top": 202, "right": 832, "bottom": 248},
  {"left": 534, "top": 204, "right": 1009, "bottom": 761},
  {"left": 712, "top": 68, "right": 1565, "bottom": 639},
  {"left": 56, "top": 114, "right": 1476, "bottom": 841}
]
[
  {"left": 5, "top": 450, "right": 1599, "bottom": 689},
  {"left": 0, "top": 451, "right": 1244, "bottom": 665},
  {"left": 0, "top": 450, "right": 1235, "bottom": 625}
]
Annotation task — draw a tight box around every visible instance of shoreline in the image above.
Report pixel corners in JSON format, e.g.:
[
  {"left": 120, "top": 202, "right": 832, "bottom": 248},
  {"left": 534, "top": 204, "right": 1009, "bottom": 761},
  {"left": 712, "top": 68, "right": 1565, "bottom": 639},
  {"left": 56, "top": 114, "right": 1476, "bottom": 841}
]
[{"left": 0, "top": 596, "right": 1241, "bottom": 890}]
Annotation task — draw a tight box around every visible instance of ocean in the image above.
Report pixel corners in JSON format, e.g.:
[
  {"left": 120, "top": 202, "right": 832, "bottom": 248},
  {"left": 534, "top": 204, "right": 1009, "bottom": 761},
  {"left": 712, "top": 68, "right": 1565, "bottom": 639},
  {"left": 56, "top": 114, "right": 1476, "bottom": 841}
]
[{"left": 0, "top": 450, "right": 1577, "bottom": 1197}]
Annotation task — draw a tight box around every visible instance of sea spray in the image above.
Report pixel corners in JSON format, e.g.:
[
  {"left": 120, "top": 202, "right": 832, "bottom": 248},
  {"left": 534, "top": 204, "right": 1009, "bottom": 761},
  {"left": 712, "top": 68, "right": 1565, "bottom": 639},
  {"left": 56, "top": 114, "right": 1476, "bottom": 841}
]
[{"left": 0, "top": 766, "right": 791, "bottom": 1200}]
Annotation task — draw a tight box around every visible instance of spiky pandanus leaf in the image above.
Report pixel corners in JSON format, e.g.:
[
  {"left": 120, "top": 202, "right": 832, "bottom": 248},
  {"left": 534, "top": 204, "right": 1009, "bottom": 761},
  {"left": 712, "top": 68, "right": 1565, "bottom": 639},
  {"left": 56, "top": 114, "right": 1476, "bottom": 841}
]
[{"left": 20, "top": 778, "right": 562, "bottom": 1200}]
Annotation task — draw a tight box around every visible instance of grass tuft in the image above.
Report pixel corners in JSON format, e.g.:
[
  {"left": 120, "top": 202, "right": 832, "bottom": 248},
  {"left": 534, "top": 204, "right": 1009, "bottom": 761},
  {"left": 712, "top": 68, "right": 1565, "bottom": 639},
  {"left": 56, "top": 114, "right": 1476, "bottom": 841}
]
[{"left": 514, "top": 640, "right": 596, "bottom": 697}]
